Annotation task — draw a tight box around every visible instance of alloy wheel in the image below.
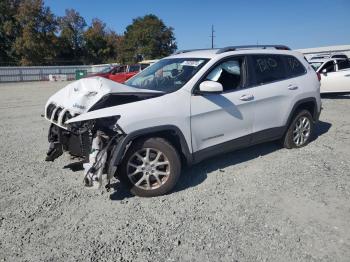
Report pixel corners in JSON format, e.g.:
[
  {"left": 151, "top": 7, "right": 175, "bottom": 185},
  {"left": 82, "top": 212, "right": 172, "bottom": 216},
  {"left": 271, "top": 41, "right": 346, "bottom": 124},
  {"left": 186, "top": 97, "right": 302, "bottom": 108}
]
[
  {"left": 127, "top": 148, "right": 170, "bottom": 190},
  {"left": 293, "top": 116, "right": 311, "bottom": 146}
]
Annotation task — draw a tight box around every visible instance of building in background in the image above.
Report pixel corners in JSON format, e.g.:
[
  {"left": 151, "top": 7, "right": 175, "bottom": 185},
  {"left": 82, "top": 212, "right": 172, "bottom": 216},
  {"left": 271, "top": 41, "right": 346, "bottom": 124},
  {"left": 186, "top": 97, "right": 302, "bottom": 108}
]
[{"left": 297, "top": 45, "right": 350, "bottom": 60}]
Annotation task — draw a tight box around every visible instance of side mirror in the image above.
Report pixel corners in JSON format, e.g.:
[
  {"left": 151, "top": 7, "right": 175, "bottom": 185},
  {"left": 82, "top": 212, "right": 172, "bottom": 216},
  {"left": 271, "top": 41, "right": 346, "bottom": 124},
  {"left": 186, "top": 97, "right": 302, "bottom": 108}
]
[
  {"left": 199, "top": 81, "right": 223, "bottom": 93},
  {"left": 322, "top": 69, "right": 327, "bottom": 74}
]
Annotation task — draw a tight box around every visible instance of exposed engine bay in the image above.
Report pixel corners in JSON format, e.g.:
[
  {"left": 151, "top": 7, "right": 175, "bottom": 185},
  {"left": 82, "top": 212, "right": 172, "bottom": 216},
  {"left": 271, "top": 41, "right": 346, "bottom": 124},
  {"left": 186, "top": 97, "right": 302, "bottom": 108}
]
[{"left": 44, "top": 77, "right": 164, "bottom": 189}]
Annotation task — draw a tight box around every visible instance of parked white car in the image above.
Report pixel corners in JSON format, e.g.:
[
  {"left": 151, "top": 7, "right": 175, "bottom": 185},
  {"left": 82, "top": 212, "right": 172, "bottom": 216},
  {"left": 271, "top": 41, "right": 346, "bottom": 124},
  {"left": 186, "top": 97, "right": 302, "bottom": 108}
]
[
  {"left": 309, "top": 58, "right": 350, "bottom": 93},
  {"left": 309, "top": 53, "right": 348, "bottom": 60},
  {"left": 44, "top": 45, "right": 321, "bottom": 197}
]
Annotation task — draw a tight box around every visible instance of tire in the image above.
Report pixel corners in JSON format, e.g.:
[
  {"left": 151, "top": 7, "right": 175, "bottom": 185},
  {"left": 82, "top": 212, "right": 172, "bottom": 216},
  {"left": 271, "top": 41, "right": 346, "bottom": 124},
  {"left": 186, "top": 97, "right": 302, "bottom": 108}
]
[
  {"left": 282, "top": 109, "right": 314, "bottom": 149},
  {"left": 118, "top": 137, "right": 181, "bottom": 197}
]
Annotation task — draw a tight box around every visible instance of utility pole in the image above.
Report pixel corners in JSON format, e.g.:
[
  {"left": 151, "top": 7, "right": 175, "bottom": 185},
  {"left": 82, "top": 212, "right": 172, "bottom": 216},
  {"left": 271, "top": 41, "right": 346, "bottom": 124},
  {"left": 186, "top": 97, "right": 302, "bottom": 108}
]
[{"left": 210, "top": 25, "right": 215, "bottom": 49}]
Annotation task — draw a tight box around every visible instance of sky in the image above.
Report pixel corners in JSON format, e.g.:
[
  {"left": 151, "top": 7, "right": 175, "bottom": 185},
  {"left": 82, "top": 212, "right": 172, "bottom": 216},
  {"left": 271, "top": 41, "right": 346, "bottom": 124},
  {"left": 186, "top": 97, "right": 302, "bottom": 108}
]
[{"left": 45, "top": 0, "right": 350, "bottom": 50}]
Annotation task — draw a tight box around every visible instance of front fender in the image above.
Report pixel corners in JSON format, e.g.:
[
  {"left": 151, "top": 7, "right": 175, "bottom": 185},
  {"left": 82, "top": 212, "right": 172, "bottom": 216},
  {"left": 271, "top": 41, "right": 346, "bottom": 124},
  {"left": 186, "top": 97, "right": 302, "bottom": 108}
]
[{"left": 107, "top": 125, "right": 193, "bottom": 178}]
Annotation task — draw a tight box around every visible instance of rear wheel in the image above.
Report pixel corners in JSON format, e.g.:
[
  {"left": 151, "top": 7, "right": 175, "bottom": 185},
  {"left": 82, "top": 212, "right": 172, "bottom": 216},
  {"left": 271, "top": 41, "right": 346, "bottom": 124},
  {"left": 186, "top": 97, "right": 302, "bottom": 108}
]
[
  {"left": 119, "top": 137, "right": 181, "bottom": 197},
  {"left": 282, "top": 110, "right": 314, "bottom": 149}
]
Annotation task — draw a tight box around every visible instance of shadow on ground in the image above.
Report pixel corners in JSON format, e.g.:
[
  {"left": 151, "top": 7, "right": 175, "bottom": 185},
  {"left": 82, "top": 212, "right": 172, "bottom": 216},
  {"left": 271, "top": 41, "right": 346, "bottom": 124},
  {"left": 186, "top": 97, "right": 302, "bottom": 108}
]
[
  {"left": 89, "top": 120, "right": 332, "bottom": 200},
  {"left": 63, "top": 161, "right": 84, "bottom": 172}
]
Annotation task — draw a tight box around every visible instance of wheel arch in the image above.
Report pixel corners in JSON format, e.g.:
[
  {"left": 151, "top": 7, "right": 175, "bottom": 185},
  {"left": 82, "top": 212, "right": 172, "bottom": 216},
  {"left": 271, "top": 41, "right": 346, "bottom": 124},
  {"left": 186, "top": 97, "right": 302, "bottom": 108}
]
[
  {"left": 108, "top": 125, "right": 193, "bottom": 176},
  {"left": 286, "top": 97, "right": 319, "bottom": 127}
]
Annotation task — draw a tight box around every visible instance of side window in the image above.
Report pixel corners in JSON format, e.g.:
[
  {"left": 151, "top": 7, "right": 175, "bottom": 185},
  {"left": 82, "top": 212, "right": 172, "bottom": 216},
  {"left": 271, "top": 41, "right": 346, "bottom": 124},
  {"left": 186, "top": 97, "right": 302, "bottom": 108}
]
[
  {"left": 251, "top": 55, "right": 287, "bottom": 85},
  {"left": 321, "top": 61, "right": 335, "bottom": 73},
  {"left": 205, "top": 57, "right": 243, "bottom": 92},
  {"left": 284, "top": 56, "right": 306, "bottom": 77},
  {"left": 337, "top": 60, "right": 350, "bottom": 70},
  {"left": 140, "top": 63, "right": 149, "bottom": 70},
  {"left": 128, "top": 65, "right": 140, "bottom": 72},
  {"left": 116, "top": 66, "right": 126, "bottom": 73}
]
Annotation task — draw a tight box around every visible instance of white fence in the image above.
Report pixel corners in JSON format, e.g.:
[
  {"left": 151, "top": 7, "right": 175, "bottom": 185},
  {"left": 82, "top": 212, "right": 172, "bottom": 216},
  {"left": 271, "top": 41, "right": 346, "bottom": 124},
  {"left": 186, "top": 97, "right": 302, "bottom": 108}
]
[{"left": 0, "top": 63, "right": 119, "bottom": 82}]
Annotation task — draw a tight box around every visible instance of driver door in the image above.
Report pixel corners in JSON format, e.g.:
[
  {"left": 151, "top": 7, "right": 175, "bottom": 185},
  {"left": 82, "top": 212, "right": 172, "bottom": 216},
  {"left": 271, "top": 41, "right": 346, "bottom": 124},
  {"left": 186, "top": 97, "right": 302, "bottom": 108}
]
[
  {"left": 109, "top": 66, "right": 127, "bottom": 83},
  {"left": 190, "top": 56, "right": 255, "bottom": 160},
  {"left": 319, "top": 61, "right": 336, "bottom": 93}
]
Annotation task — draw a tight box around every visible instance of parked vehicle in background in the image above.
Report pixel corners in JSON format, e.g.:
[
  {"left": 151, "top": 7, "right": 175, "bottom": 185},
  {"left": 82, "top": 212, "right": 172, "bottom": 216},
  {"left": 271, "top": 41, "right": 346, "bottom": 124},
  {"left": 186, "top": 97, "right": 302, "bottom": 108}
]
[
  {"left": 309, "top": 53, "right": 348, "bottom": 60},
  {"left": 89, "top": 61, "right": 157, "bottom": 83},
  {"left": 44, "top": 45, "right": 321, "bottom": 197},
  {"left": 89, "top": 66, "right": 118, "bottom": 78},
  {"left": 309, "top": 58, "right": 350, "bottom": 93}
]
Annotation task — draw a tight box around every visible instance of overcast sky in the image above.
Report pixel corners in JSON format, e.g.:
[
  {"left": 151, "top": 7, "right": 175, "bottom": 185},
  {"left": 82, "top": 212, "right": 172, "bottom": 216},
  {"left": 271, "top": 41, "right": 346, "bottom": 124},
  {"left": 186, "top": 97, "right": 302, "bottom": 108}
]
[{"left": 45, "top": 0, "right": 350, "bottom": 50}]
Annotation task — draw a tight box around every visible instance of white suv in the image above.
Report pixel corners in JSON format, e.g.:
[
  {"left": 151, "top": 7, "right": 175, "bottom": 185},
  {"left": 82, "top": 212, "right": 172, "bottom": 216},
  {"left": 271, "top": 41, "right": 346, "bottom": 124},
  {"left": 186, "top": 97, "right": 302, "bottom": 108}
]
[{"left": 44, "top": 45, "right": 321, "bottom": 197}]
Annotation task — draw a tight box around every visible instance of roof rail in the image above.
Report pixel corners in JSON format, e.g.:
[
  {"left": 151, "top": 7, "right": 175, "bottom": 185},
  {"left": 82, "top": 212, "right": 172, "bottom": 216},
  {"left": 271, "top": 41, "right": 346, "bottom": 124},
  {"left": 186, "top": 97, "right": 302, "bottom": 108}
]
[
  {"left": 216, "top": 45, "right": 291, "bottom": 54},
  {"left": 174, "top": 48, "right": 215, "bottom": 54}
]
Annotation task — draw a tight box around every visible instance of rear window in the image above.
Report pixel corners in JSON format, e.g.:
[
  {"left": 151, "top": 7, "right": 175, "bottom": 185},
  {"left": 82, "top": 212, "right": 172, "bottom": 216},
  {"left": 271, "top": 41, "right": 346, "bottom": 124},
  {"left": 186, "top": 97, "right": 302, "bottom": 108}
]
[
  {"left": 284, "top": 56, "right": 306, "bottom": 77},
  {"left": 251, "top": 55, "right": 286, "bottom": 85}
]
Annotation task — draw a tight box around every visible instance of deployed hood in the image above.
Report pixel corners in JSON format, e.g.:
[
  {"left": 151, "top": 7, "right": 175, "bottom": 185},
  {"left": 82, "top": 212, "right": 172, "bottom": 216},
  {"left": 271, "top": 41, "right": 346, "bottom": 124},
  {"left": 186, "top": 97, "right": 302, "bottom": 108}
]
[{"left": 45, "top": 77, "right": 163, "bottom": 128}]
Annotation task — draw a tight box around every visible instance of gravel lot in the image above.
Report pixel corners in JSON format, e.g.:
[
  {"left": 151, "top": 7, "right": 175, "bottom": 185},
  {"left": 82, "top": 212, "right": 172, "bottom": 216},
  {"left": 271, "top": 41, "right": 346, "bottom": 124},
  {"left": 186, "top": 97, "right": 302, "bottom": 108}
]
[{"left": 0, "top": 81, "right": 349, "bottom": 262}]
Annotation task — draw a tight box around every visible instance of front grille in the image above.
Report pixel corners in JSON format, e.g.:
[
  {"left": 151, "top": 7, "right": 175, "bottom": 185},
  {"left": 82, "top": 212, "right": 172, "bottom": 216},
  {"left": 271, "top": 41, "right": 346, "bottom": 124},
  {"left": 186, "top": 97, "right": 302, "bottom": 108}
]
[
  {"left": 53, "top": 107, "right": 63, "bottom": 122},
  {"left": 46, "top": 103, "right": 56, "bottom": 119},
  {"left": 62, "top": 111, "right": 72, "bottom": 125},
  {"left": 46, "top": 103, "right": 76, "bottom": 128}
]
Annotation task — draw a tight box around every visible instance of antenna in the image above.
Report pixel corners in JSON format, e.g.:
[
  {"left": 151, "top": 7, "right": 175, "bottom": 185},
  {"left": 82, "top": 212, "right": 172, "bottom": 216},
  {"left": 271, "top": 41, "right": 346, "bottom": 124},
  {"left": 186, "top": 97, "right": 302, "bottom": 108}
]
[{"left": 210, "top": 25, "right": 215, "bottom": 49}]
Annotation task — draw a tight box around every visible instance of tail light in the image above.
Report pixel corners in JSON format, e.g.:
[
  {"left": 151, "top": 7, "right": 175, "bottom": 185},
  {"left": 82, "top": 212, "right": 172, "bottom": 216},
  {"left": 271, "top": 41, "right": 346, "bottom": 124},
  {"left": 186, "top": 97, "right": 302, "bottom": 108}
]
[{"left": 317, "top": 72, "right": 321, "bottom": 81}]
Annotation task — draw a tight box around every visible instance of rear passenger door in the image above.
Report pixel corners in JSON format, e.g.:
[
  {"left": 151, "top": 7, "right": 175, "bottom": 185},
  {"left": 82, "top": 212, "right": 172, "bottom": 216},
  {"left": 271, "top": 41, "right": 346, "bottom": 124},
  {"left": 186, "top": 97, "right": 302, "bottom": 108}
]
[{"left": 247, "top": 54, "right": 305, "bottom": 142}]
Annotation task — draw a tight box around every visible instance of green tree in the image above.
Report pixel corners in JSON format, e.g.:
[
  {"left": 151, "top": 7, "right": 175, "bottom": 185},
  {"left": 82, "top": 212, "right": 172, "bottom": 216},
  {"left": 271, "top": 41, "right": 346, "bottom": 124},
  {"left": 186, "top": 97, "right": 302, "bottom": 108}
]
[
  {"left": 83, "top": 18, "right": 108, "bottom": 64},
  {"left": 14, "top": 0, "right": 57, "bottom": 65},
  {"left": 0, "top": 0, "right": 20, "bottom": 65},
  {"left": 104, "top": 30, "right": 123, "bottom": 63},
  {"left": 83, "top": 18, "right": 121, "bottom": 64},
  {"left": 57, "top": 9, "right": 86, "bottom": 64},
  {"left": 120, "top": 14, "right": 177, "bottom": 63}
]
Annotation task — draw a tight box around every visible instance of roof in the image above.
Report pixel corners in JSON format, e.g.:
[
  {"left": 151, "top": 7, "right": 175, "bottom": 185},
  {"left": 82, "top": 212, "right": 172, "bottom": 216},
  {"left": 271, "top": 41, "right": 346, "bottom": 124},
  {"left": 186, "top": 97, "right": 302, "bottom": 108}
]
[
  {"left": 309, "top": 57, "right": 347, "bottom": 63},
  {"left": 139, "top": 59, "right": 158, "bottom": 64},
  {"left": 171, "top": 49, "right": 219, "bottom": 59},
  {"left": 170, "top": 45, "right": 295, "bottom": 59},
  {"left": 308, "top": 59, "right": 330, "bottom": 63},
  {"left": 296, "top": 45, "right": 350, "bottom": 54}
]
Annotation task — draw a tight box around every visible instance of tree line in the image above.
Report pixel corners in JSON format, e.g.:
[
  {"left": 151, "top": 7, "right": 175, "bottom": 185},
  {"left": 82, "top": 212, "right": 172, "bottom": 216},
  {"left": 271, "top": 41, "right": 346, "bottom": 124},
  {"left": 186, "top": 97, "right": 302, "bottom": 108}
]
[{"left": 0, "top": 0, "right": 177, "bottom": 66}]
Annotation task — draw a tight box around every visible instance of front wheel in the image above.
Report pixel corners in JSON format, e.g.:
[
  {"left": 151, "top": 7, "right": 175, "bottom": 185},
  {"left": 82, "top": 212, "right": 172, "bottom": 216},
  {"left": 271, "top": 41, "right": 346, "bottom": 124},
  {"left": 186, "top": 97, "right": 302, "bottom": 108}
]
[
  {"left": 282, "top": 110, "right": 314, "bottom": 149},
  {"left": 119, "top": 137, "right": 181, "bottom": 197}
]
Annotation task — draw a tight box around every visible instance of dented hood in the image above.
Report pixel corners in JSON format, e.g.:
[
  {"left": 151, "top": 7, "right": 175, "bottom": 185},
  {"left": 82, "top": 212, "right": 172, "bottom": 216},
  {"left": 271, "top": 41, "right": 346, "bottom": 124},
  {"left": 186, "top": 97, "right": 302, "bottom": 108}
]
[
  {"left": 45, "top": 77, "right": 162, "bottom": 115},
  {"left": 44, "top": 77, "right": 164, "bottom": 128}
]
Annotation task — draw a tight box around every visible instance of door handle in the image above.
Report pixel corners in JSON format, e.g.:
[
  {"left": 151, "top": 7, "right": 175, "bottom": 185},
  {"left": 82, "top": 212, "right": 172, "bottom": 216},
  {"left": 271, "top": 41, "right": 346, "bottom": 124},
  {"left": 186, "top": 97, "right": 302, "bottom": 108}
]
[
  {"left": 240, "top": 94, "right": 254, "bottom": 101},
  {"left": 288, "top": 85, "right": 298, "bottom": 90},
  {"left": 344, "top": 74, "right": 350, "bottom": 77}
]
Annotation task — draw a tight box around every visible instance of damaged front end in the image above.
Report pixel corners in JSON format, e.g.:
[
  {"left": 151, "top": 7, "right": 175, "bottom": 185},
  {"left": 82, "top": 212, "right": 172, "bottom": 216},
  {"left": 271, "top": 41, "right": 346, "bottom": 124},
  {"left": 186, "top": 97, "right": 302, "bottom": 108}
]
[
  {"left": 43, "top": 77, "right": 163, "bottom": 189},
  {"left": 46, "top": 115, "right": 125, "bottom": 189}
]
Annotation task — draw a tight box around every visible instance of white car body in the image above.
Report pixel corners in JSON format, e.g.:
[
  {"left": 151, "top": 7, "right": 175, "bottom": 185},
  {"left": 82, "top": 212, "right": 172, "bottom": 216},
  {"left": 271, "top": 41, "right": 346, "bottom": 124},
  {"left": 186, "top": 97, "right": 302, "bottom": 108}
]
[
  {"left": 309, "top": 58, "right": 350, "bottom": 93},
  {"left": 44, "top": 45, "right": 322, "bottom": 195},
  {"left": 58, "top": 49, "right": 320, "bottom": 153}
]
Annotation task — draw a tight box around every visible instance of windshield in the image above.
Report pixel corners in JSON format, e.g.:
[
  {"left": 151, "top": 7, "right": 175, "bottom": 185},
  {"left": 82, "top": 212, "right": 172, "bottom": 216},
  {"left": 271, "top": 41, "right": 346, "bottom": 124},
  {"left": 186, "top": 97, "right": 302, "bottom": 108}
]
[
  {"left": 310, "top": 62, "right": 323, "bottom": 71},
  {"left": 125, "top": 58, "right": 209, "bottom": 92}
]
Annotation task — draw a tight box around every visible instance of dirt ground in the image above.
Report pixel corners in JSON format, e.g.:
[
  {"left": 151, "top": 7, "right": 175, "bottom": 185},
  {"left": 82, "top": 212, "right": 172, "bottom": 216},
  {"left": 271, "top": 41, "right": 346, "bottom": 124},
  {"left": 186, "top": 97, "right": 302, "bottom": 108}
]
[{"left": 0, "top": 81, "right": 349, "bottom": 262}]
